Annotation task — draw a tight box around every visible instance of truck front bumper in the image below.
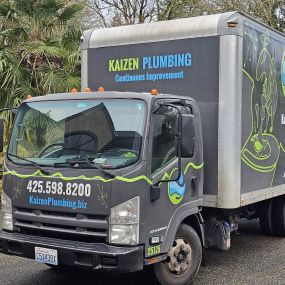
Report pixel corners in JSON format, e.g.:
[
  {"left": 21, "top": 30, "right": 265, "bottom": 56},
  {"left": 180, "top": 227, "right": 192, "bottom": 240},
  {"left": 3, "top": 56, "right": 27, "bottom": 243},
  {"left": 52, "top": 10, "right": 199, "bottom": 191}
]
[{"left": 0, "top": 230, "right": 144, "bottom": 272}]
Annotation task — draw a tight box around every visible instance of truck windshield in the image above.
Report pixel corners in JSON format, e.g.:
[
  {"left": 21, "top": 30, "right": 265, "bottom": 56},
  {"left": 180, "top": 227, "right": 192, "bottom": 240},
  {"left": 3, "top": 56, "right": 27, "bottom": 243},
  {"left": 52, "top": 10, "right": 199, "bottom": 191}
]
[{"left": 8, "top": 99, "right": 146, "bottom": 169}]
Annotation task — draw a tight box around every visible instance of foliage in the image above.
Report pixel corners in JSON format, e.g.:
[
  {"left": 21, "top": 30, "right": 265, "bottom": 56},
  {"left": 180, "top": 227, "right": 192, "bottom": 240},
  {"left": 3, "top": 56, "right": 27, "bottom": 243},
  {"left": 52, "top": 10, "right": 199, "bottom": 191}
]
[
  {"left": 85, "top": 0, "right": 285, "bottom": 32},
  {"left": 0, "top": 0, "right": 85, "bottom": 194},
  {"left": 17, "top": 108, "right": 65, "bottom": 158},
  {"left": 0, "top": 0, "right": 85, "bottom": 109},
  {"left": 84, "top": 0, "right": 203, "bottom": 27},
  {"left": 206, "top": 0, "right": 285, "bottom": 32}
]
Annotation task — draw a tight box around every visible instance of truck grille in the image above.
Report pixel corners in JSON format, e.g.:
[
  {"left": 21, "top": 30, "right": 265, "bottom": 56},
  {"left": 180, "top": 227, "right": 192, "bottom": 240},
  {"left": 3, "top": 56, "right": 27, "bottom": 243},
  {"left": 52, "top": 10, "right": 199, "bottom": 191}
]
[{"left": 13, "top": 207, "right": 108, "bottom": 242}]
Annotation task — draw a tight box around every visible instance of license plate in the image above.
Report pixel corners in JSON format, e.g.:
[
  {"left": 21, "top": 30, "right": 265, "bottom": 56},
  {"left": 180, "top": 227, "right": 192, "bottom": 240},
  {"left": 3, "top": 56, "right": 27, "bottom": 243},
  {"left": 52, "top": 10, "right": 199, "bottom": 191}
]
[{"left": 35, "top": 247, "right": 58, "bottom": 265}]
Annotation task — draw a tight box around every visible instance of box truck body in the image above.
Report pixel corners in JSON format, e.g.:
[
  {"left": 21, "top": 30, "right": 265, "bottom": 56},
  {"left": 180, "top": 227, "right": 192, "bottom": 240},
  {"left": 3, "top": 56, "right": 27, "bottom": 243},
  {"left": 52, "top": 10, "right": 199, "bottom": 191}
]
[
  {"left": 82, "top": 11, "right": 285, "bottom": 209},
  {"left": 0, "top": 11, "right": 285, "bottom": 285}
]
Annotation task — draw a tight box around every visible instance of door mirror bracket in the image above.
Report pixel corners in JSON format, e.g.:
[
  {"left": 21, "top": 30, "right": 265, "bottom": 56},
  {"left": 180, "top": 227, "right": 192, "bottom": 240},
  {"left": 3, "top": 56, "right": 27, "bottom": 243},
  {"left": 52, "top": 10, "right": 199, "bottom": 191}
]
[{"left": 150, "top": 185, "right": 160, "bottom": 201}]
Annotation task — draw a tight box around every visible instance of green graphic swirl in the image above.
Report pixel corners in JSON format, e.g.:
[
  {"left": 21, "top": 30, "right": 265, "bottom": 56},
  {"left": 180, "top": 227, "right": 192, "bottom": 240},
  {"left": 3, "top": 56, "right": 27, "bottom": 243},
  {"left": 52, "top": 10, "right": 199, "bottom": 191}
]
[
  {"left": 3, "top": 161, "right": 204, "bottom": 186},
  {"left": 160, "top": 162, "right": 204, "bottom": 182}
]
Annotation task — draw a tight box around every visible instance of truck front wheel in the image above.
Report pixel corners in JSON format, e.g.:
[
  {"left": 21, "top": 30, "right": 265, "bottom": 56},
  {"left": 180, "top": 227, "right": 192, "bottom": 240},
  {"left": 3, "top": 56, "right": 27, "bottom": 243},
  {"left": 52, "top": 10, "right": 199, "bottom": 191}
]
[{"left": 154, "top": 224, "right": 202, "bottom": 285}]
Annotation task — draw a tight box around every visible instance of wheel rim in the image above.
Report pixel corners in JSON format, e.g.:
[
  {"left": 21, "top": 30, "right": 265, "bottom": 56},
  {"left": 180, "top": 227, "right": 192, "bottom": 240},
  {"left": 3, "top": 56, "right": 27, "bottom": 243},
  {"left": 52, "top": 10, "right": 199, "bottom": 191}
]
[{"left": 165, "top": 238, "right": 192, "bottom": 275}]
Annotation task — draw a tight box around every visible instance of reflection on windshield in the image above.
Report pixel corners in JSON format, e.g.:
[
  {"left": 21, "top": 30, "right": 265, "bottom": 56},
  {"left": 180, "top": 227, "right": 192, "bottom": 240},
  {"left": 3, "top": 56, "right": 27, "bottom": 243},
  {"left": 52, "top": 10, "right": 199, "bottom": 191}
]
[{"left": 8, "top": 99, "right": 146, "bottom": 169}]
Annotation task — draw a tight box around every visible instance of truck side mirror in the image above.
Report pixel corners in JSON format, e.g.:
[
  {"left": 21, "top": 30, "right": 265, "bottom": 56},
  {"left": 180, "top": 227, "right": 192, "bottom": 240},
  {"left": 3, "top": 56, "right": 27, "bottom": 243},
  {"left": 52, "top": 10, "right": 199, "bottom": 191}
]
[
  {"left": 0, "top": 118, "right": 4, "bottom": 152},
  {"left": 181, "top": 114, "right": 195, "bottom": 157}
]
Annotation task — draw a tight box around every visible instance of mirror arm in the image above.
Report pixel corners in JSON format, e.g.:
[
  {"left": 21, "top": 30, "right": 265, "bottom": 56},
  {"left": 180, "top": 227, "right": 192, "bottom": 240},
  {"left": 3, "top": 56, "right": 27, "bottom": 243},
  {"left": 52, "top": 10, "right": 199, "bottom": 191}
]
[
  {"left": 0, "top": 107, "right": 19, "bottom": 121},
  {"left": 0, "top": 108, "right": 12, "bottom": 113},
  {"left": 0, "top": 107, "right": 19, "bottom": 114},
  {"left": 154, "top": 103, "right": 183, "bottom": 187}
]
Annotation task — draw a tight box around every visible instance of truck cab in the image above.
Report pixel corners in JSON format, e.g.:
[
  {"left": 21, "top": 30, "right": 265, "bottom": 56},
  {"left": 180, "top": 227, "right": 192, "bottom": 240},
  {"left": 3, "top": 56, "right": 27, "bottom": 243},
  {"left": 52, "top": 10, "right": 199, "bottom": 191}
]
[{"left": 0, "top": 90, "right": 204, "bottom": 284}]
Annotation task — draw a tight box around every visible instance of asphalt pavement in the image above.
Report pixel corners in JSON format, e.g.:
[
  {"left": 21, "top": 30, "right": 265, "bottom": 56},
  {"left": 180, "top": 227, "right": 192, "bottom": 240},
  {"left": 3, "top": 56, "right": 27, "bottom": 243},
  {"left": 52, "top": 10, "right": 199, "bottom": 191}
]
[{"left": 0, "top": 212, "right": 284, "bottom": 285}]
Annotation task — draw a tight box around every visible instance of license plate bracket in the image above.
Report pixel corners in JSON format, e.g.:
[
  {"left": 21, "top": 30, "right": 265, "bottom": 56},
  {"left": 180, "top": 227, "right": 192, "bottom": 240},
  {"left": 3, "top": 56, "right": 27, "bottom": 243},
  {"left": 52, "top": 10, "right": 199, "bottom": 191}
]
[{"left": 35, "top": 247, "right": 58, "bottom": 265}]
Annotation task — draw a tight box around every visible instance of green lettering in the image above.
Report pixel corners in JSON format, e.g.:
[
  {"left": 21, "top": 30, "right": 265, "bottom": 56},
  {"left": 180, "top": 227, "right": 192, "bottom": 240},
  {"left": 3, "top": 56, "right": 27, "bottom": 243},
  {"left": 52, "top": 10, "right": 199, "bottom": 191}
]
[
  {"left": 109, "top": 60, "right": 115, "bottom": 72},
  {"left": 115, "top": 60, "right": 120, "bottom": 71},
  {"left": 128, "top": 58, "right": 133, "bottom": 70},
  {"left": 109, "top": 57, "right": 140, "bottom": 72},
  {"left": 132, "top": 58, "right": 139, "bottom": 70},
  {"left": 147, "top": 245, "right": 161, "bottom": 256},
  {"left": 123, "top": 58, "right": 128, "bottom": 70}
]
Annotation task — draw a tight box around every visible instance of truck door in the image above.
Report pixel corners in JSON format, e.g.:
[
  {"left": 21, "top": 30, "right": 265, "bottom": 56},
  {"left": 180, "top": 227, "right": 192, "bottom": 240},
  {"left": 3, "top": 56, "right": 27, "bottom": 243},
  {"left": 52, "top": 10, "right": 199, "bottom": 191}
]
[{"left": 145, "top": 101, "right": 202, "bottom": 257}]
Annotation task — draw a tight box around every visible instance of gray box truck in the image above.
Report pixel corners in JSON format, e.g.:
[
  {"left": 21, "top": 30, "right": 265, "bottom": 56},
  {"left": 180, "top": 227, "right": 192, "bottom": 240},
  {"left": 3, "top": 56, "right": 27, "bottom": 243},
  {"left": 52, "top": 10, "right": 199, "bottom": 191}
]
[{"left": 0, "top": 11, "right": 285, "bottom": 285}]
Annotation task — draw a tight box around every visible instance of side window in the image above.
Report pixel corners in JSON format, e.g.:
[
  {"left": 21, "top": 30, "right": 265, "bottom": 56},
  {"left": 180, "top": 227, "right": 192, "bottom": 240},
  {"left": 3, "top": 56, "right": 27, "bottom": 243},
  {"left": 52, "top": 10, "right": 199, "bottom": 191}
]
[{"left": 151, "top": 105, "right": 178, "bottom": 174}]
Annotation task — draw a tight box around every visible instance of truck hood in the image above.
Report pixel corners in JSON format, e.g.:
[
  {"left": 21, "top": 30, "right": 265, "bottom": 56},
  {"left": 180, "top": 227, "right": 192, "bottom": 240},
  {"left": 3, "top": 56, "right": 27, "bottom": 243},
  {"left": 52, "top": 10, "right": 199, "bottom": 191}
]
[
  {"left": 3, "top": 161, "right": 148, "bottom": 241},
  {"left": 3, "top": 165, "right": 115, "bottom": 216}
]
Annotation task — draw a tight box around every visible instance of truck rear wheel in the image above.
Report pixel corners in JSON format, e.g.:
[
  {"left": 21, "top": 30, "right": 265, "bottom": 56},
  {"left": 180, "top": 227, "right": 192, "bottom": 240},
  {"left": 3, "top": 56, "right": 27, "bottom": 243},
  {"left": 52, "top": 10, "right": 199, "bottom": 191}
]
[
  {"left": 154, "top": 224, "right": 202, "bottom": 285},
  {"left": 272, "top": 195, "right": 285, "bottom": 237},
  {"left": 259, "top": 199, "right": 274, "bottom": 235}
]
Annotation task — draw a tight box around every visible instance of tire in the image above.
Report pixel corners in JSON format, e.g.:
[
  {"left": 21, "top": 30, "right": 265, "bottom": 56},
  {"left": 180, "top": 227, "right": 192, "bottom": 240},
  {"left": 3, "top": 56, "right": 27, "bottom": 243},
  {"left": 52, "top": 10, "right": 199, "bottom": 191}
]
[
  {"left": 272, "top": 195, "right": 285, "bottom": 237},
  {"left": 154, "top": 224, "right": 202, "bottom": 285},
  {"left": 259, "top": 199, "right": 274, "bottom": 235}
]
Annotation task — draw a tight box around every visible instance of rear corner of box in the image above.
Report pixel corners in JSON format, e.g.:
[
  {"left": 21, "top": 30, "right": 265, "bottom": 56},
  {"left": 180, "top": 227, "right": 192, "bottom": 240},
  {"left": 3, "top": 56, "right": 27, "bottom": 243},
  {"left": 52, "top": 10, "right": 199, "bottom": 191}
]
[{"left": 217, "top": 34, "right": 243, "bottom": 209}]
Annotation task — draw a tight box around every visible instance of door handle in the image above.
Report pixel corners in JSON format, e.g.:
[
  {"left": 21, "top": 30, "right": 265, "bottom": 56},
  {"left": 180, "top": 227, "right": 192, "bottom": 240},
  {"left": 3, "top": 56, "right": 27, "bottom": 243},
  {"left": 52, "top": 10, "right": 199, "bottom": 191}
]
[{"left": 191, "top": 177, "right": 196, "bottom": 193}]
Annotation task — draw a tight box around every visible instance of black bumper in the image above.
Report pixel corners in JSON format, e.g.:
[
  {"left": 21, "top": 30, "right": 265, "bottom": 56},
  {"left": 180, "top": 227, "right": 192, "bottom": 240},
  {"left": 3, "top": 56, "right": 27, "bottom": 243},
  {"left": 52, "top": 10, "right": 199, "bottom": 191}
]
[{"left": 0, "top": 230, "right": 144, "bottom": 272}]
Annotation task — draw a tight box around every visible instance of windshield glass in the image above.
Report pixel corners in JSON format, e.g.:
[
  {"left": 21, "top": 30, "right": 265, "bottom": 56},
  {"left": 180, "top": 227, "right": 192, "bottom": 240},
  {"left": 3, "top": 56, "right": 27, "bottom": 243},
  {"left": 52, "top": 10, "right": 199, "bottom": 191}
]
[{"left": 8, "top": 99, "right": 146, "bottom": 169}]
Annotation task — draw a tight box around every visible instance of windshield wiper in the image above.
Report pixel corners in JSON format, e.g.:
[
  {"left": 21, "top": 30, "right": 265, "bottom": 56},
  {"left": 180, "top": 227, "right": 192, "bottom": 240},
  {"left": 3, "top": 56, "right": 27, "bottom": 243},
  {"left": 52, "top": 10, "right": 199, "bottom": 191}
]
[
  {"left": 65, "top": 157, "right": 116, "bottom": 178},
  {"left": 7, "top": 153, "right": 50, "bottom": 175}
]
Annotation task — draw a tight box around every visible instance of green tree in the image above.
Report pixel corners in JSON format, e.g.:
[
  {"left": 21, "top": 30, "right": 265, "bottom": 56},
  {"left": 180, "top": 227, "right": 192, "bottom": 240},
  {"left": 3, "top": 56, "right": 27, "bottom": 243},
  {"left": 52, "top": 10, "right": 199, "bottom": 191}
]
[
  {"left": 156, "top": 0, "right": 206, "bottom": 21},
  {"left": 85, "top": 0, "right": 204, "bottom": 26},
  {"left": 206, "top": 0, "right": 285, "bottom": 32},
  {"left": 85, "top": 0, "right": 157, "bottom": 27},
  {"left": 0, "top": 0, "right": 85, "bottom": 109},
  {"left": 85, "top": 0, "right": 284, "bottom": 32}
]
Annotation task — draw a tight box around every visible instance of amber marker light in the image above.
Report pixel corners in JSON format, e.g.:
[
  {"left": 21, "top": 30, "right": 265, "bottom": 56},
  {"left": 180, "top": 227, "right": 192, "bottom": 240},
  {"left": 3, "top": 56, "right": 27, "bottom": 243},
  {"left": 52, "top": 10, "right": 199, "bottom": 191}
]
[
  {"left": 98, "top": 87, "right": 105, "bottom": 92},
  {"left": 151, "top": 89, "right": 158, "bottom": 95},
  {"left": 84, "top": 87, "right": 92, "bottom": 93},
  {"left": 227, "top": 22, "right": 238, "bottom": 28},
  {"left": 147, "top": 257, "right": 160, "bottom": 264},
  {"left": 71, "top": 88, "right": 78, "bottom": 93}
]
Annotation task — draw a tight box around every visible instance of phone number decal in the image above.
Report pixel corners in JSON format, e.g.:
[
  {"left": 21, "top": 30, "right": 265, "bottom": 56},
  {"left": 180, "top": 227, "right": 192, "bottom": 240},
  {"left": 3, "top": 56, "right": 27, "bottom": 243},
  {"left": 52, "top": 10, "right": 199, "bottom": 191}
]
[{"left": 27, "top": 180, "right": 91, "bottom": 198}]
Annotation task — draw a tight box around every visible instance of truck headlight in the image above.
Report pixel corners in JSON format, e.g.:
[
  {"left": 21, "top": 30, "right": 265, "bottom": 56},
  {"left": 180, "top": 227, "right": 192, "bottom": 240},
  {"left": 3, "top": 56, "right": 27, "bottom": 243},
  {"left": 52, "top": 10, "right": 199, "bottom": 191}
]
[
  {"left": 109, "top": 196, "right": 140, "bottom": 245},
  {"left": 1, "top": 191, "right": 13, "bottom": 231}
]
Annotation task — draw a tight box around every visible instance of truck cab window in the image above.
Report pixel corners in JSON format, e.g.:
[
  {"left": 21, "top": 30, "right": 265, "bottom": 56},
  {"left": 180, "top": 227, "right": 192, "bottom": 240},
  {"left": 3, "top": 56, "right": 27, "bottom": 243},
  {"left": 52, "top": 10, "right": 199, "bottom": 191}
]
[
  {"left": 151, "top": 105, "right": 178, "bottom": 174},
  {"left": 8, "top": 99, "right": 146, "bottom": 169}
]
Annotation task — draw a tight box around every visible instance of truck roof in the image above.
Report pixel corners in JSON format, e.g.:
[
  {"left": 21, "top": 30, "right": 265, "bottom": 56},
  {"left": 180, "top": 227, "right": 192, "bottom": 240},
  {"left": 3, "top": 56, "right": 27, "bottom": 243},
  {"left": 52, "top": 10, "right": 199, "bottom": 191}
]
[
  {"left": 82, "top": 12, "right": 235, "bottom": 49},
  {"left": 22, "top": 91, "right": 188, "bottom": 104},
  {"left": 82, "top": 11, "right": 285, "bottom": 50}
]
